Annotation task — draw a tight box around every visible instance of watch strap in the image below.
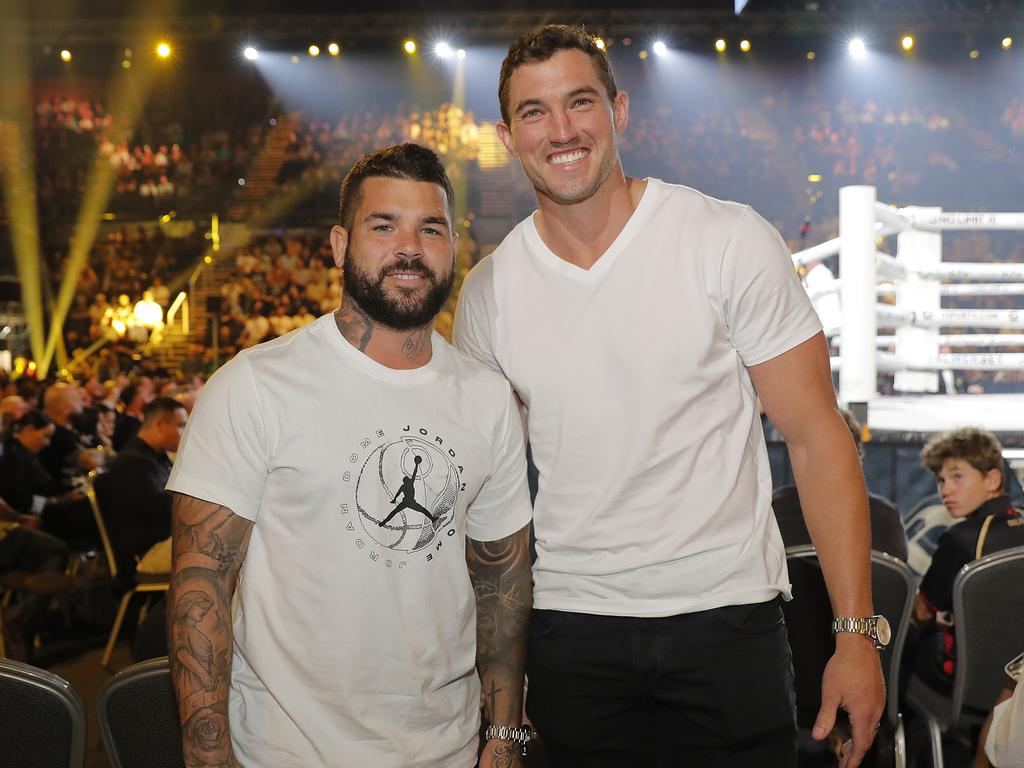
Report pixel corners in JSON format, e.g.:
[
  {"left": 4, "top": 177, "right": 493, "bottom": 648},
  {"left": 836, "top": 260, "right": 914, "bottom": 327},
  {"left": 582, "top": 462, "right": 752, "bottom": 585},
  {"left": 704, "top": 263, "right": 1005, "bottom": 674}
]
[
  {"left": 832, "top": 615, "right": 882, "bottom": 649},
  {"left": 484, "top": 724, "right": 532, "bottom": 756}
]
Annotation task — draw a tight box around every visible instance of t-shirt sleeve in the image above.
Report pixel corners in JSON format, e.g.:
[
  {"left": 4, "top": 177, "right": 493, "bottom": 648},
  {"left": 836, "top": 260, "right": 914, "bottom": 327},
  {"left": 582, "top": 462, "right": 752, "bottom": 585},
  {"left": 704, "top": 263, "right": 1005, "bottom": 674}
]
[
  {"left": 720, "top": 207, "right": 823, "bottom": 366},
  {"left": 453, "top": 256, "right": 503, "bottom": 376},
  {"left": 166, "top": 355, "right": 269, "bottom": 521},
  {"left": 919, "top": 523, "right": 976, "bottom": 612},
  {"left": 465, "top": 382, "right": 533, "bottom": 542}
]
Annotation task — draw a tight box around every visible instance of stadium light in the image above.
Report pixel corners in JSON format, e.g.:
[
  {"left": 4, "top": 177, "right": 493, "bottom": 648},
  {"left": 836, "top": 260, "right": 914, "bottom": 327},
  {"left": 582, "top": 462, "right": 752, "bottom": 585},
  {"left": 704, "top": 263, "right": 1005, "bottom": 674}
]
[
  {"left": 435, "top": 42, "right": 453, "bottom": 59},
  {"left": 715, "top": 38, "right": 727, "bottom": 53},
  {"left": 308, "top": 44, "right": 320, "bottom": 57},
  {"left": 652, "top": 41, "right": 667, "bottom": 57},
  {"left": 60, "top": 49, "right": 72, "bottom": 62},
  {"left": 739, "top": 39, "right": 751, "bottom": 53},
  {"left": 456, "top": 48, "right": 466, "bottom": 60},
  {"left": 328, "top": 42, "right": 340, "bottom": 56},
  {"left": 244, "top": 46, "right": 258, "bottom": 61},
  {"left": 848, "top": 38, "right": 866, "bottom": 60},
  {"left": 1002, "top": 37, "right": 1013, "bottom": 49},
  {"left": 594, "top": 37, "right": 606, "bottom": 51},
  {"left": 404, "top": 39, "right": 417, "bottom": 54},
  {"left": 156, "top": 42, "right": 172, "bottom": 59},
  {"left": 901, "top": 35, "right": 915, "bottom": 51}
]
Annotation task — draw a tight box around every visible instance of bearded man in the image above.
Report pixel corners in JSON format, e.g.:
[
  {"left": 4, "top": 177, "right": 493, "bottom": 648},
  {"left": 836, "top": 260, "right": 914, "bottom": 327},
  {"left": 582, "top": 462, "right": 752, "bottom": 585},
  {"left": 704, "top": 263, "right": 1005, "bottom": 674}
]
[{"left": 167, "top": 144, "right": 533, "bottom": 768}]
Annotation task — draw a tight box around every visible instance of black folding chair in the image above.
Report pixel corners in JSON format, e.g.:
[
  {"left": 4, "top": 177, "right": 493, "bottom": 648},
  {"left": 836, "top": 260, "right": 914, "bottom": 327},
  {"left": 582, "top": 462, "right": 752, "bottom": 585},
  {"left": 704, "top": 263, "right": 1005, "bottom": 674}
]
[
  {"left": 96, "top": 656, "right": 184, "bottom": 768},
  {"left": 905, "top": 545, "right": 1024, "bottom": 768},
  {"left": 784, "top": 545, "right": 916, "bottom": 768},
  {"left": 86, "top": 477, "right": 170, "bottom": 668},
  {"left": 0, "top": 657, "right": 86, "bottom": 768}
]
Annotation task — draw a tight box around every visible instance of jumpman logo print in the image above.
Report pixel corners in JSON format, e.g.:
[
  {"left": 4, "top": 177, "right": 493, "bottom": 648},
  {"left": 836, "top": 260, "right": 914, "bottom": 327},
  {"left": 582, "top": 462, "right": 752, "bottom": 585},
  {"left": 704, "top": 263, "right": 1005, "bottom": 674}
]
[{"left": 379, "top": 455, "right": 437, "bottom": 526}]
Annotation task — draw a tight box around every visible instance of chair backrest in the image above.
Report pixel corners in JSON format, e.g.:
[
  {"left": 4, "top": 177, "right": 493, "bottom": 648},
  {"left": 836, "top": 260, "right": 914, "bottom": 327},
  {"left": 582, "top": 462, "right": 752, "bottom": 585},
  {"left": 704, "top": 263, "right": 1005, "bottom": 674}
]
[
  {"left": 0, "top": 658, "right": 86, "bottom": 768},
  {"left": 85, "top": 474, "right": 121, "bottom": 581},
  {"left": 950, "top": 545, "right": 1024, "bottom": 723},
  {"left": 783, "top": 546, "right": 915, "bottom": 728},
  {"left": 867, "top": 551, "right": 917, "bottom": 726},
  {"left": 97, "top": 657, "right": 184, "bottom": 768}
]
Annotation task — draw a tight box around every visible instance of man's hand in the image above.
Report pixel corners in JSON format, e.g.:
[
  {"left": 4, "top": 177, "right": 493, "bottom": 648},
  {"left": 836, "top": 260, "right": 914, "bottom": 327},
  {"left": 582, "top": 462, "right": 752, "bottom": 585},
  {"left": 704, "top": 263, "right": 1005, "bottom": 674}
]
[
  {"left": 812, "top": 635, "right": 886, "bottom": 768},
  {"left": 479, "top": 739, "right": 525, "bottom": 768}
]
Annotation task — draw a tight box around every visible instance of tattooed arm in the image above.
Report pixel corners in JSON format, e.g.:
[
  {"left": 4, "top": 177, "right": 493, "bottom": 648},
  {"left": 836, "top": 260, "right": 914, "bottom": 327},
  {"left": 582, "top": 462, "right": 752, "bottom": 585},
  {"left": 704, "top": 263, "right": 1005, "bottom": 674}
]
[
  {"left": 168, "top": 492, "right": 254, "bottom": 768},
  {"left": 467, "top": 523, "right": 532, "bottom": 768}
]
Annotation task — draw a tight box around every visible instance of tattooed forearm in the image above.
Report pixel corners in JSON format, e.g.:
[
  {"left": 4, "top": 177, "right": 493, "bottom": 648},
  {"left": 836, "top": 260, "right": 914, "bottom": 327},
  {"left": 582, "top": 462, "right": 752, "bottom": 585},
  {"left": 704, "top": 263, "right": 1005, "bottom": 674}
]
[
  {"left": 467, "top": 524, "right": 532, "bottom": 727},
  {"left": 401, "top": 329, "right": 432, "bottom": 359},
  {"left": 335, "top": 300, "right": 374, "bottom": 351},
  {"left": 168, "top": 493, "right": 253, "bottom": 768}
]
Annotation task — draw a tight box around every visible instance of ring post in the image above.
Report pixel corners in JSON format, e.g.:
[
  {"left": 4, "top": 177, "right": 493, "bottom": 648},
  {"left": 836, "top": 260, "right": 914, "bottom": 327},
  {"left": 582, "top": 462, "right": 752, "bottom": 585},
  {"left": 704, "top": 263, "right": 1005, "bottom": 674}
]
[
  {"left": 839, "top": 185, "right": 878, "bottom": 412},
  {"left": 895, "top": 206, "right": 942, "bottom": 393}
]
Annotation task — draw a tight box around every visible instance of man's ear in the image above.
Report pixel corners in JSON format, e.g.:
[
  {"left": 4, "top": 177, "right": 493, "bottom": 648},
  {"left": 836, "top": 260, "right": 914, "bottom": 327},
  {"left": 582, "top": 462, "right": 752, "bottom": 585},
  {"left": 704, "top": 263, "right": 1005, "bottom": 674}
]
[
  {"left": 496, "top": 120, "right": 518, "bottom": 159},
  {"left": 329, "top": 225, "right": 349, "bottom": 269},
  {"left": 613, "top": 89, "right": 630, "bottom": 135}
]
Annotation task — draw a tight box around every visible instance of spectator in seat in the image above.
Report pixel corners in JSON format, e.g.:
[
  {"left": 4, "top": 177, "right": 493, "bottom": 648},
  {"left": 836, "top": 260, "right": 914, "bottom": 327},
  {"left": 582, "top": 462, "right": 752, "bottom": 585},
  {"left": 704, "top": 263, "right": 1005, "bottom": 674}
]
[
  {"left": 909, "top": 427, "right": 1024, "bottom": 693},
  {"left": 38, "top": 383, "right": 101, "bottom": 487},
  {"left": 0, "top": 410, "right": 93, "bottom": 543},
  {"left": 97, "top": 396, "right": 187, "bottom": 578},
  {"left": 772, "top": 409, "right": 908, "bottom": 561},
  {"left": 0, "top": 495, "right": 74, "bottom": 661},
  {"left": 112, "top": 376, "right": 155, "bottom": 451}
]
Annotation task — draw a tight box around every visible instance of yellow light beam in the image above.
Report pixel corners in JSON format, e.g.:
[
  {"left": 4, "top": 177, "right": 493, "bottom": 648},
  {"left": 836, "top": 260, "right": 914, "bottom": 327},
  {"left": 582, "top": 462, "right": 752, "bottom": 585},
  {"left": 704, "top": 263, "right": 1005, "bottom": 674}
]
[
  {"left": 0, "top": 3, "right": 46, "bottom": 364},
  {"left": 39, "top": 1, "right": 177, "bottom": 376}
]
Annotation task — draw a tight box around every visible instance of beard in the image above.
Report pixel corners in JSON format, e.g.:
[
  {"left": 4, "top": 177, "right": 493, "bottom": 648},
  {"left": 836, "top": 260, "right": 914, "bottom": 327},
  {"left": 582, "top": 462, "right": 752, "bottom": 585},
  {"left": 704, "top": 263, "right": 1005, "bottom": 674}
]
[{"left": 342, "top": 250, "right": 455, "bottom": 332}]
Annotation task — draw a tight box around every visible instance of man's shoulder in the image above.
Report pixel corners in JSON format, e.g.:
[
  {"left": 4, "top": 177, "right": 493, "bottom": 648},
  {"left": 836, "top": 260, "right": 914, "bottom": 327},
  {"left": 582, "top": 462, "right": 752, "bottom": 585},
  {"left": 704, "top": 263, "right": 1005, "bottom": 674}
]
[
  {"left": 645, "top": 178, "right": 752, "bottom": 226},
  {"left": 231, "top": 317, "right": 324, "bottom": 368},
  {"left": 439, "top": 337, "right": 512, "bottom": 394}
]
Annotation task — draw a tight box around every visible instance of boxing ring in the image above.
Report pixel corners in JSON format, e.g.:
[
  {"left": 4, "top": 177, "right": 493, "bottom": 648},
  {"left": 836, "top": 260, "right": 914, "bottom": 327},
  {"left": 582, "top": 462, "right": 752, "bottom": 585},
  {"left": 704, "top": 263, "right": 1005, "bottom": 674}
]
[{"left": 791, "top": 186, "right": 1024, "bottom": 438}]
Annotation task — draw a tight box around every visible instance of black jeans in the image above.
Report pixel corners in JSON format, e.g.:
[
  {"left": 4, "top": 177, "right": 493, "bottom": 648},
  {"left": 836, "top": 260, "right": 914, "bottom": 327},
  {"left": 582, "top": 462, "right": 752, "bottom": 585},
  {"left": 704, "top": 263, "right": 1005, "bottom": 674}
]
[{"left": 526, "top": 599, "right": 797, "bottom": 768}]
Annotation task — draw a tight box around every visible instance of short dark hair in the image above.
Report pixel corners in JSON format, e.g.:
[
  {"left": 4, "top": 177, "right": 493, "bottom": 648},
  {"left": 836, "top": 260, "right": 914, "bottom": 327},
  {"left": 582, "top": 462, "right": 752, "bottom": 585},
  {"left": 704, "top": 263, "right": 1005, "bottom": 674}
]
[
  {"left": 12, "top": 409, "right": 53, "bottom": 432},
  {"left": 142, "top": 396, "right": 185, "bottom": 427},
  {"left": 498, "top": 24, "right": 617, "bottom": 125},
  {"left": 338, "top": 143, "right": 454, "bottom": 231},
  {"left": 921, "top": 426, "right": 1004, "bottom": 490}
]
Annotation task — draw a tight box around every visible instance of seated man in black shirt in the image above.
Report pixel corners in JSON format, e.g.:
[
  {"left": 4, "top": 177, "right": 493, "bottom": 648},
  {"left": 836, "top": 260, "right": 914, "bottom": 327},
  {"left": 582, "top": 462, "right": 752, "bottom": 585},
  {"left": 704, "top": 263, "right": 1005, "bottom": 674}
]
[
  {"left": 772, "top": 409, "right": 908, "bottom": 561},
  {"left": 96, "top": 397, "right": 187, "bottom": 580},
  {"left": 911, "top": 426, "right": 1024, "bottom": 692}
]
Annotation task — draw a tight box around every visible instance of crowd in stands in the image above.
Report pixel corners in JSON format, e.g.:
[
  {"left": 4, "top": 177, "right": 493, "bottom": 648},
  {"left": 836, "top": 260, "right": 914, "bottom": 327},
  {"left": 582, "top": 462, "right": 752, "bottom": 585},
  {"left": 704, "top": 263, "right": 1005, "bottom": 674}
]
[
  {"left": 31, "top": 93, "right": 268, "bottom": 220},
  {"left": 11, "top": 74, "right": 1024, "bottom": 392}
]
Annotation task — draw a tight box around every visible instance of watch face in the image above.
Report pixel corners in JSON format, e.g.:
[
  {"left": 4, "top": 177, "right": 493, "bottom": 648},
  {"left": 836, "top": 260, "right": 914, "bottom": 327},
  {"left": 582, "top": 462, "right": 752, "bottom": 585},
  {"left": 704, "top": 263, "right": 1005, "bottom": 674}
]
[{"left": 874, "top": 616, "right": 892, "bottom": 647}]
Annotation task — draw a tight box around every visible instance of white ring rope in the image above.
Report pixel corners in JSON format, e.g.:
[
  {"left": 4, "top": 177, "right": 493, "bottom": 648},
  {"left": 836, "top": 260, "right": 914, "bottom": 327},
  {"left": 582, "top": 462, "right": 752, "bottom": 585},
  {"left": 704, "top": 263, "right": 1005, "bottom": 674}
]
[{"left": 794, "top": 186, "right": 1024, "bottom": 396}]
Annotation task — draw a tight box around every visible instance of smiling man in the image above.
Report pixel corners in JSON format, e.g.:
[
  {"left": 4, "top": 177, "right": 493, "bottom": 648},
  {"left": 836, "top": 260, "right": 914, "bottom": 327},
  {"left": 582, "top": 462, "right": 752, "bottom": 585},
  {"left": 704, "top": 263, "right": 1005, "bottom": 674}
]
[
  {"left": 455, "top": 24, "right": 885, "bottom": 767},
  {"left": 167, "top": 144, "right": 533, "bottom": 768}
]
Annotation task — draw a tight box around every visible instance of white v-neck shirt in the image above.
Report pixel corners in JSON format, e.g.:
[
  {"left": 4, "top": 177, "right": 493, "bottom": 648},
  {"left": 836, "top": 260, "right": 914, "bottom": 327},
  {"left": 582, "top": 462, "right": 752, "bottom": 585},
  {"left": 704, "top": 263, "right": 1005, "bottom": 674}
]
[{"left": 454, "top": 179, "right": 822, "bottom": 617}]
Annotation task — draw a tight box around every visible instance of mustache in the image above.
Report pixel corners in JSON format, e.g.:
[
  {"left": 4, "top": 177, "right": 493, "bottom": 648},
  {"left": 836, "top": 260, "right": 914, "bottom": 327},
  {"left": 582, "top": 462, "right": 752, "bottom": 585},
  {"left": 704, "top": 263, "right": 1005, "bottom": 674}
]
[{"left": 378, "top": 259, "right": 435, "bottom": 281}]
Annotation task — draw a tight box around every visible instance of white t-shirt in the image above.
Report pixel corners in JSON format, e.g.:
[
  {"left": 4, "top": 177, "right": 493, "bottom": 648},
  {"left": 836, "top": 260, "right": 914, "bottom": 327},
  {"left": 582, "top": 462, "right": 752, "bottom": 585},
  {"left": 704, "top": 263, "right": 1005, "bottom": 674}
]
[
  {"left": 168, "top": 314, "right": 533, "bottom": 768},
  {"left": 454, "top": 179, "right": 822, "bottom": 617}
]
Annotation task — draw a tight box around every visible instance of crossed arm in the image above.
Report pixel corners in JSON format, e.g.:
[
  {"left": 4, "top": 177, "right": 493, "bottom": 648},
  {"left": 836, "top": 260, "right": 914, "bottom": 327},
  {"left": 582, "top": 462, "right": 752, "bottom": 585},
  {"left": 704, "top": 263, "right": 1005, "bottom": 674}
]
[
  {"left": 167, "top": 492, "right": 253, "bottom": 768},
  {"left": 748, "top": 332, "right": 885, "bottom": 768},
  {"left": 467, "top": 523, "right": 532, "bottom": 768}
]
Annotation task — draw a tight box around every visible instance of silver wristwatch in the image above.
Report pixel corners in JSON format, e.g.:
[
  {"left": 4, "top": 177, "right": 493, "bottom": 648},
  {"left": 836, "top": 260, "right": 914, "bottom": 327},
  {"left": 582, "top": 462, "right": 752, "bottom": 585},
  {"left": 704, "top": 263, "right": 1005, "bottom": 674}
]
[
  {"left": 831, "top": 614, "right": 892, "bottom": 650},
  {"left": 484, "top": 724, "right": 532, "bottom": 755}
]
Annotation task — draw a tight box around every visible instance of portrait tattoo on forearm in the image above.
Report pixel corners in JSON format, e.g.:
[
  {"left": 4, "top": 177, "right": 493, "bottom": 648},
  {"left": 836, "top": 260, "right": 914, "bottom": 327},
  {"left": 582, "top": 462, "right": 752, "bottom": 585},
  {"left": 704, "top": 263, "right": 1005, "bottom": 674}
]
[{"left": 168, "top": 495, "right": 253, "bottom": 768}]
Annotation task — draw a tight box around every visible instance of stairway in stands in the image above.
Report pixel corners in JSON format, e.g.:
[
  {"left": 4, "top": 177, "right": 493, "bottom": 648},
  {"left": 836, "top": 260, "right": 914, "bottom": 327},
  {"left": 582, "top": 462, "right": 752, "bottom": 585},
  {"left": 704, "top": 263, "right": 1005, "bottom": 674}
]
[{"left": 226, "top": 111, "right": 301, "bottom": 223}]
